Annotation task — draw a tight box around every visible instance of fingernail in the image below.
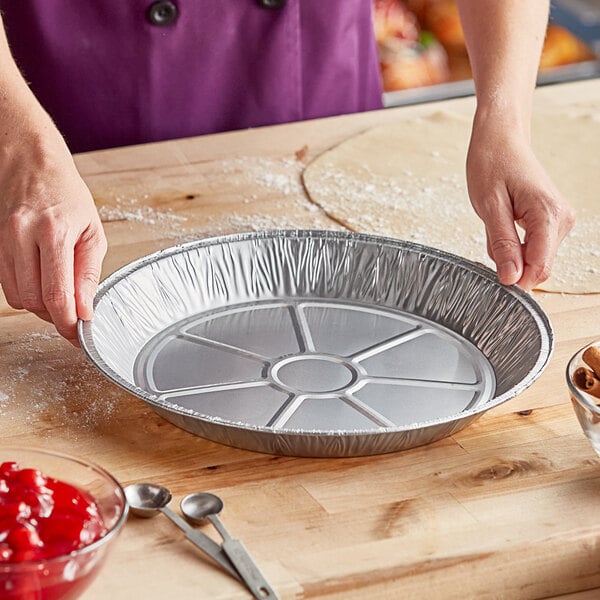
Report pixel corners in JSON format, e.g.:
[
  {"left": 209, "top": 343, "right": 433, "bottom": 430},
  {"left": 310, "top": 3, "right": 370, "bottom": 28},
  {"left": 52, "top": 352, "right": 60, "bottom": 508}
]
[
  {"left": 498, "top": 261, "right": 518, "bottom": 283},
  {"left": 80, "top": 299, "right": 94, "bottom": 322}
]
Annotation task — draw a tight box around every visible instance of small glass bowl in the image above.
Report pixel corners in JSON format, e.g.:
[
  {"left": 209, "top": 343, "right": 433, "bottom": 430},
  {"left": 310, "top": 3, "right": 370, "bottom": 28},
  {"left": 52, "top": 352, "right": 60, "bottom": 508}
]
[
  {"left": 567, "top": 342, "right": 600, "bottom": 457},
  {"left": 0, "top": 447, "right": 128, "bottom": 600}
]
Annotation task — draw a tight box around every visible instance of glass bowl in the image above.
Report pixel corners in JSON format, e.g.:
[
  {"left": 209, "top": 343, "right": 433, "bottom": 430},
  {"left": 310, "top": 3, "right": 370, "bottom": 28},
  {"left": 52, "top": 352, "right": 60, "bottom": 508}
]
[
  {"left": 567, "top": 341, "right": 600, "bottom": 456},
  {"left": 0, "top": 447, "right": 128, "bottom": 600}
]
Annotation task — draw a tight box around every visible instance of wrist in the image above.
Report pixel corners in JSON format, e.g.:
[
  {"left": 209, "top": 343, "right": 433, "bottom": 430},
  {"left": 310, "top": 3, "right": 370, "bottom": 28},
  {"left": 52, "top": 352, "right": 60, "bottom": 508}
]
[
  {"left": 1, "top": 114, "right": 70, "bottom": 176},
  {"left": 473, "top": 99, "right": 532, "bottom": 142},
  {"left": 0, "top": 73, "right": 69, "bottom": 165}
]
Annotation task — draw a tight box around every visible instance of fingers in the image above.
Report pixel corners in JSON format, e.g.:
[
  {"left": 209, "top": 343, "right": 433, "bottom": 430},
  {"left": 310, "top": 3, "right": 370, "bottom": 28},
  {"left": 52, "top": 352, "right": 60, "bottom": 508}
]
[
  {"left": 518, "top": 202, "right": 575, "bottom": 291},
  {"left": 483, "top": 191, "right": 575, "bottom": 291},
  {"left": 74, "top": 227, "right": 107, "bottom": 322},
  {"left": 486, "top": 224, "right": 523, "bottom": 286},
  {"left": 482, "top": 201, "right": 566, "bottom": 291},
  {"left": 0, "top": 118, "right": 105, "bottom": 344},
  {"left": 39, "top": 234, "right": 78, "bottom": 344},
  {"left": 468, "top": 135, "right": 575, "bottom": 291},
  {"left": 0, "top": 227, "right": 105, "bottom": 346},
  {"left": 1, "top": 222, "right": 54, "bottom": 323},
  {"left": 38, "top": 224, "right": 108, "bottom": 344},
  {"left": 0, "top": 255, "right": 22, "bottom": 311},
  {"left": 517, "top": 226, "right": 554, "bottom": 291},
  {"left": 480, "top": 192, "right": 524, "bottom": 286},
  {"left": 0, "top": 204, "right": 105, "bottom": 345}
]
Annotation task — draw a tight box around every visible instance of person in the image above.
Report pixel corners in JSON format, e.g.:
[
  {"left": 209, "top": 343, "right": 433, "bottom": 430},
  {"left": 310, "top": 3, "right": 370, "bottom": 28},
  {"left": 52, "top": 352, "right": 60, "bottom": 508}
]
[
  {"left": 456, "top": 0, "right": 574, "bottom": 295},
  {"left": 0, "top": 0, "right": 574, "bottom": 346}
]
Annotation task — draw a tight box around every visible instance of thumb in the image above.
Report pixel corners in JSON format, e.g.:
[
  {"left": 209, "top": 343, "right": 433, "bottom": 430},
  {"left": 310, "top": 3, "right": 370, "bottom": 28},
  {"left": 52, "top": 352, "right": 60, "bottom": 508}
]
[
  {"left": 74, "top": 235, "right": 105, "bottom": 322},
  {"left": 485, "top": 221, "right": 524, "bottom": 286}
]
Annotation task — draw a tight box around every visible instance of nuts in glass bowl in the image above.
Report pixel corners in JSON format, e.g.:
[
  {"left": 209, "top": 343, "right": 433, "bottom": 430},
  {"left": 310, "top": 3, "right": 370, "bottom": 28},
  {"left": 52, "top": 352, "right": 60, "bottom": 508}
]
[{"left": 567, "top": 342, "right": 600, "bottom": 456}]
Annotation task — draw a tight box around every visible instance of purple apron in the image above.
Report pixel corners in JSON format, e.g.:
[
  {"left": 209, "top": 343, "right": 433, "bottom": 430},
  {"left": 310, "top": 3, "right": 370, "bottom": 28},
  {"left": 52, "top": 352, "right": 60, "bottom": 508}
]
[{"left": 0, "top": 0, "right": 383, "bottom": 152}]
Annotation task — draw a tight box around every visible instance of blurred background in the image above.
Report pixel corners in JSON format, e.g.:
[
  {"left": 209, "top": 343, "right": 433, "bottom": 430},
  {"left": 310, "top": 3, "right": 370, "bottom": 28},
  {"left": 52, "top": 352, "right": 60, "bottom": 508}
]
[{"left": 373, "top": 0, "right": 600, "bottom": 106}]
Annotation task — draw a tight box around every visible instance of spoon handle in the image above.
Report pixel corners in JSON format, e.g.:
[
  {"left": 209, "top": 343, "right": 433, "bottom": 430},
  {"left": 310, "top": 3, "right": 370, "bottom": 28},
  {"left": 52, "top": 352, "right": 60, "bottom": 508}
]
[
  {"left": 159, "top": 507, "right": 241, "bottom": 581},
  {"left": 208, "top": 515, "right": 279, "bottom": 600}
]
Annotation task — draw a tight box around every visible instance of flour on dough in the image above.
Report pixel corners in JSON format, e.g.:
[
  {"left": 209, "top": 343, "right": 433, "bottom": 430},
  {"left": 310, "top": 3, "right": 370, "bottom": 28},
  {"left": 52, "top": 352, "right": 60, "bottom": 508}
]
[{"left": 302, "top": 111, "right": 600, "bottom": 294}]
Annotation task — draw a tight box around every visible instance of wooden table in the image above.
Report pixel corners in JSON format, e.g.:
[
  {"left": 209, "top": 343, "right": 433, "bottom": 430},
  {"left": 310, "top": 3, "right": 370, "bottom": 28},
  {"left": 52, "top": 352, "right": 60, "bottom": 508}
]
[{"left": 2, "top": 79, "right": 600, "bottom": 600}]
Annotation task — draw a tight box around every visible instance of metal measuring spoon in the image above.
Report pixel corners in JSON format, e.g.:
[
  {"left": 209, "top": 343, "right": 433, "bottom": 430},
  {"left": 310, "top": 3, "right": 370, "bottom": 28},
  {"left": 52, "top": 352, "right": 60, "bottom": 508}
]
[
  {"left": 181, "top": 492, "right": 278, "bottom": 600},
  {"left": 124, "top": 483, "right": 241, "bottom": 581}
]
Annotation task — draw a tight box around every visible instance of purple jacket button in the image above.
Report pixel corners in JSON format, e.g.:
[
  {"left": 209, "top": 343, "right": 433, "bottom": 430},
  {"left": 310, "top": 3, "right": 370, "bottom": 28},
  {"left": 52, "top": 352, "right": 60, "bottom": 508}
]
[
  {"left": 147, "top": 1, "right": 178, "bottom": 26},
  {"left": 257, "top": 0, "right": 287, "bottom": 9}
]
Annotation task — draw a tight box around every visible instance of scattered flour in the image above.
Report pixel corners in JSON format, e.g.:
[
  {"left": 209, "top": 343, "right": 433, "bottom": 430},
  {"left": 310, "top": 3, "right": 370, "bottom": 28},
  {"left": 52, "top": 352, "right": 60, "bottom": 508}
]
[
  {"left": 304, "top": 161, "right": 486, "bottom": 260},
  {"left": 95, "top": 156, "right": 332, "bottom": 243},
  {"left": 0, "top": 331, "right": 123, "bottom": 437},
  {"left": 219, "top": 156, "right": 306, "bottom": 197},
  {"left": 98, "top": 195, "right": 188, "bottom": 238}
]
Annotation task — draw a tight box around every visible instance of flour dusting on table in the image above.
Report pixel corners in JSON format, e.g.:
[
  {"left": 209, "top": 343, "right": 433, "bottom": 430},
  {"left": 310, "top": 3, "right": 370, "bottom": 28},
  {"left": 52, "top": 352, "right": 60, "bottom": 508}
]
[
  {"left": 0, "top": 331, "right": 122, "bottom": 437},
  {"left": 96, "top": 156, "right": 337, "bottom": 244}
]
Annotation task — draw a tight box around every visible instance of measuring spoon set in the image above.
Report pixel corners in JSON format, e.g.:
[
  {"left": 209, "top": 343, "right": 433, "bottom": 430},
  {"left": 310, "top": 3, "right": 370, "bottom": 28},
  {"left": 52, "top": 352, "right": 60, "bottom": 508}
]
[{"left": 124, "top": 482, "right": 278, "bottom": 599}]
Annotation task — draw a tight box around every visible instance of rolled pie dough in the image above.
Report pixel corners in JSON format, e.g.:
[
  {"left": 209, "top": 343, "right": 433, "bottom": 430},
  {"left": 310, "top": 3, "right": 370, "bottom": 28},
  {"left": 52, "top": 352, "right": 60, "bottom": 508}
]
[{"left": 302, "top": 111, "right": 600, "bottom": 293}]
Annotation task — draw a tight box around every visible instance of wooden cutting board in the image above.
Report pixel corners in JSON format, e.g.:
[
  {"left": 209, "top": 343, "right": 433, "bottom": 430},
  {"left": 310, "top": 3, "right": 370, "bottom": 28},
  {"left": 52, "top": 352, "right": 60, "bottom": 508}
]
[{"left": 1, "top": 80, "right": 600, "bottom": 599}]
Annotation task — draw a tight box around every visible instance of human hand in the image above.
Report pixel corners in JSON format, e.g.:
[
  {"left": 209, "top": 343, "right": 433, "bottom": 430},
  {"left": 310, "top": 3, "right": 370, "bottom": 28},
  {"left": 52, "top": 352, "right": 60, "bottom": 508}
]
[
  {"left": 0, "top": 139, "right": 107, "bottom": 346},
  {"left": 465, "top": 115, "right": 575, "bottom": 290}
]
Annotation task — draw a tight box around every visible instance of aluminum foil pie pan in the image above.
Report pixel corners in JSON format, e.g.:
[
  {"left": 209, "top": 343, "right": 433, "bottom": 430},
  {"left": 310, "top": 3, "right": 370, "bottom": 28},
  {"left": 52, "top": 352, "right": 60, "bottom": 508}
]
[{"left": 79, "top": 230, "right": 553, "bottom": 457}]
